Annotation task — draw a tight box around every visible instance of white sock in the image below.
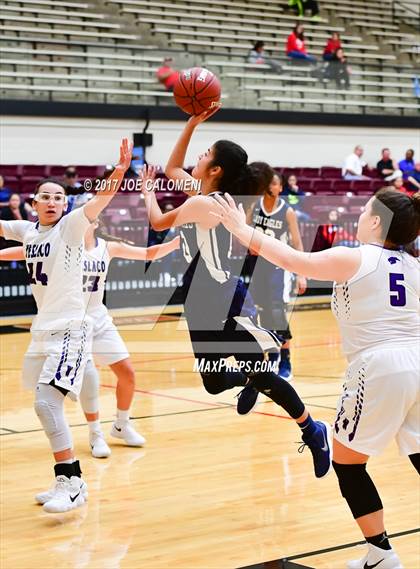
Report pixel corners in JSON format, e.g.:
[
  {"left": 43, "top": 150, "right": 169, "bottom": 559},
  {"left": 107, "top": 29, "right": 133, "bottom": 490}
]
[
  {"left": 116, "top": 410, "right": 130, "bottom": 425},
  {"left": 88, "top": 419, "right": 102, "bottom": 436}
]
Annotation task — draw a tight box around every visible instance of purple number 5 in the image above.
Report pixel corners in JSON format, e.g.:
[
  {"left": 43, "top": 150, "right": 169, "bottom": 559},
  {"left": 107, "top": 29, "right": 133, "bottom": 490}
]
[{"left": 389, "top": 273, "right": 406, "bottom": 307}]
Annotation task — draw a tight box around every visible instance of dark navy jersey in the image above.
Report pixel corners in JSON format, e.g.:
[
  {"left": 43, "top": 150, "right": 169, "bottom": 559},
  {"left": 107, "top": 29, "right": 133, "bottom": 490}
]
[
  {"left": 178, "top": 192, "right": 255, "bottom": 325},
  {"left": 179, "top": 192, "right": 233, "bottom": 286},
  {"left": 251, "top": 197, "right": 290, "bottom": 243}
]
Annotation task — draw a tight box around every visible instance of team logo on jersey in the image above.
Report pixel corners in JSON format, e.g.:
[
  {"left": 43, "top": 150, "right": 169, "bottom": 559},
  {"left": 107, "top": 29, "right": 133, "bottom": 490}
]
[{"left": 387, "top": 257, "right": 399, "bottom": 265}]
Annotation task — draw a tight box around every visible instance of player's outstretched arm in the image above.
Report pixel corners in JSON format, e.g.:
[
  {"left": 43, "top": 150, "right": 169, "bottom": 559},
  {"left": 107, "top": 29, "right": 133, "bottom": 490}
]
[
  {"left": 0, "top": 246, "right": 25, "bottom": 261},
  {"left": 108, "top": 236, "right": 180, "bottom": 261},
  {"left": 141, "top": 165, "right": 218, "bottom": 231},
  {"left": 213, "top": 193, "right": 361, "bottom": 283},
  {"left": 84, "top": 138, "right": 133, "bottom": 222},
  {"left": 165, "top": 107, "right": 221, "bottom": 191}
]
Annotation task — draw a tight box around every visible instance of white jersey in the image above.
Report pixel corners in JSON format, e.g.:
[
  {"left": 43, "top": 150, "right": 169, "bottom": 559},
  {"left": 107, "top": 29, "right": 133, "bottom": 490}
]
[
  {"left": 2, "top": 208, "right": 91, "bottom": 331},
  {"left": 83, "top": 237, "right": 110, "bottom": 327},
  {"left": 332, "top": 244, "right": 420, "bottom": 361}
]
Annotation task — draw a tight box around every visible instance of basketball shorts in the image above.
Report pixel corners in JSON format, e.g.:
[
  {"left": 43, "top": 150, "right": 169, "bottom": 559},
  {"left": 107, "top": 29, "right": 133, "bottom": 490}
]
[
  {"left": 22, "top": 320, "right": 92, "bottom": 400},
  {"left": 92, "top": 321, "right": 129, "bottom": 366},
  {"left": 334, "top": 344, "right": 419, "bottom": 456}
]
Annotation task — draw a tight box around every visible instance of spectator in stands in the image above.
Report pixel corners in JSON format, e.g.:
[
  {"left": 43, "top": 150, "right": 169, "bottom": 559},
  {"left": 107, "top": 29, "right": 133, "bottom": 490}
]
[
  {"left": 286, "top": 24, "right": 317, "bottom": 63},
  {"left": 63, "top": 166, "right": 82, "bottom": 190},
  {"left": 284, "top": 174, "right": 311, "bottom": 221},
  {"left": 0, "top": 193, "right": 31, "bottom": 220},
  {"left": 324, "top": 48, "right": 350, "bottom": 89},
  {"left": 248, "top": 41, "right": 283, "bottom": 72},
  {"left": 156, "top": 57, "right": 180, "bottom": 92},
  {"left": 376, "top": 148, "right": 403, "bottom": 181},
  {"left": 342, "top": 145, "right": 370, "bottom": 180},
  {"left": 406, "top": 161, "right": 420, "bottom": 192},
  {"left": 0, "top": 175, "right": 12, "bottom": 206},
  {"left": 392, "top": 177, "right": 411, "bottom": 196},
  {"left": 63, "top": 167, "right": 91, "bottom": 212},
  {"left": 288, "top": 0, "right": 320, "bottom": 20},
  {"left": 398, "top": 148, "right": 415, "bottom": 178},
  {"left": 323, "top": 32, "right": 342, "bottom": 61}
]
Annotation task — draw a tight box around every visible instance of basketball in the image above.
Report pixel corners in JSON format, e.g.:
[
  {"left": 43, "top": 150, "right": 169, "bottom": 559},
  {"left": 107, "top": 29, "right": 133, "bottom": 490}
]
[{"left": 173, "top": 67, "right": 221, "bottom": 115}]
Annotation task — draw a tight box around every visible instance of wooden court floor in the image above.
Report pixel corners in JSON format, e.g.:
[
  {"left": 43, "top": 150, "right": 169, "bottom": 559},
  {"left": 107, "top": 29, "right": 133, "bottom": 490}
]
[{"left": 1, "top": 307, "right": 419, "bottom": 569}]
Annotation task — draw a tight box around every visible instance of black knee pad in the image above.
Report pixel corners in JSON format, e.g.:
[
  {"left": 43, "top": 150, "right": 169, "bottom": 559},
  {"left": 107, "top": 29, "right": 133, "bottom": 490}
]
[
  {"left": 332, "top": 461, "right": 383, "bottom": 519},
  {"left": 201, "top": 373, "right": 228, "bottom": 395}
]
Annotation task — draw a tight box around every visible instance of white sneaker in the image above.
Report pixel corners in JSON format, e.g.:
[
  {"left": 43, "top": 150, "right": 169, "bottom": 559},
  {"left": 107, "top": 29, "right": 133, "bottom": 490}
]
[
  {"left": 347, "top": 544, "right": 403, "bottom": 569},
  {"left": 42, "top": 475, "right": 87, "bottom": 513},
  {"left": 35, "top": 477, "right": 88, "bottom": 505},
  {"left": 90, "top": 432, "right": 111, "bottom": 458},
  {"left": 110, "top": 421, "right": 146, "bottom": 447}
]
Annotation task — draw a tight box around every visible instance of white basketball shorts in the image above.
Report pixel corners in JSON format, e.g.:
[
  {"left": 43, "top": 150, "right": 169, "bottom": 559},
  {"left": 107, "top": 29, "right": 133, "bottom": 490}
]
[
  {"left": 22, "top": 320, "right": 93, "bottom": 399},
  {"left": 334, "top": 344, "right": 419, "bottom": 456},
  {"left": 92, "top": 315, "right": 129, "bottom": 367}
]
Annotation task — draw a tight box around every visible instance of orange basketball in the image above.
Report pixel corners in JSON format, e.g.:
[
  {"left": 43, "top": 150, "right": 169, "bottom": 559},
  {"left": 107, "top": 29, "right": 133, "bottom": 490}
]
[{"left": 173, "top": 67, "right": 221, "bottom": 115}]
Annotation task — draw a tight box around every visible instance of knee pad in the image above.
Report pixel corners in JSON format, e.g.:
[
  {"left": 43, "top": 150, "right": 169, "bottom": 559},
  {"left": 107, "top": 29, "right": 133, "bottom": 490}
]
[
  {"left": 79, "top": 360, "right": 100, "bottom": 414},
  {"left": 34, "top": 384, "right": 73, "bottom": 453},
  {"left": 201, "top": 372, "right": 228, "bottom": 395},
  {"left": 34, "top": 399, "right": 58, "bottom": 437},
  {"left": 332, "top": 461, "right": 383, "bottom": 519}
]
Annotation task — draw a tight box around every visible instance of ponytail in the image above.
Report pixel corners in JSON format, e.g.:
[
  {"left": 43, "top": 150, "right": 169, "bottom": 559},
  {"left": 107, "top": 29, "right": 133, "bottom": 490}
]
[
  {"left": 372, "top": 188, "right": 420, "bottom": 255},
  {"left": 209, "top": 140, "right": 258, "bottom": 196}
]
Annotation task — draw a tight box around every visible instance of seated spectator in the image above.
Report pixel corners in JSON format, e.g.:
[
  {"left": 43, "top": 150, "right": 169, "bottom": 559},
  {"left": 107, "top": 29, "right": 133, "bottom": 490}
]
[
  {"left": 323, "top": 32, "right": 342, "bottom": 61},
  {"left": 0, "top": 193, "right": 31, "bottom": 220},
  {"left": 156, "top": 57, "right": 180, "bottom": 92},
  {"left": 407, "top": 161, "right": 420, "bottom": 192},
  {"left": 342, "top": 145, "right": 370, "bottom": 180},
  {"left": 324, "top": 48, "right": 350, "bottom": 89},
  {"left": 248, "top": 41, "right": 282, "bottom": 72},
  {"left": 0, "top": 175, "right": 12, "bottom": 206},
  {"left": 392, "top": 177, "right": 412, "bottom": 195},
  {"left": 283, "top": 174, "right": 311, "bottom": 221},
  {"left": 63, "top": 166, "right": 82, "bottom": 190},
  {"left": 288, "top": 0, "right": 320, "bottom": 20},
  {"left": 376, "top": 148, "right": 403, "bottom": 181},
  {"left": 286, "top": 24, "right": 317, "bottom": 63},
  {"left": 398, "top": 149, "right": 415, "bottom": 178}
]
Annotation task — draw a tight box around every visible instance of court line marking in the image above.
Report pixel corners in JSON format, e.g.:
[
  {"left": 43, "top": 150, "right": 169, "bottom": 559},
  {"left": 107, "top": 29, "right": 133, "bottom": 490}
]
[
  {"left": 100, "top": 384, "right": 293, "bottom": 420},
  {"left": 284, "top": 528, "right": 420, "bottom": 562},
  {"left": 0, "top": 405, "right": 232, "bottom": 436}
]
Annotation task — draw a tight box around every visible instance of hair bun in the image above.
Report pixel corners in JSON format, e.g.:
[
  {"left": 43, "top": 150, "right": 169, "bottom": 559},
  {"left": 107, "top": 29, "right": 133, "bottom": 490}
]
[{"left": 411, "top": 192, "right": 420, "bottom": 214}]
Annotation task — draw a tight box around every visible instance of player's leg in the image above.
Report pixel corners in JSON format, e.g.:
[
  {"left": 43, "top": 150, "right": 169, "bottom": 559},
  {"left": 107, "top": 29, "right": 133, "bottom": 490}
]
[
  {"left": 109, "top": 357, "right": 146, "bottom": 447},
  {"left": 93, "top": 325, "right": 146, "bottom": 447},
  {"left": 231, "top": 316, "right": 332, "bottom": 478},
  {"left": 79, "top": 360, "right": 111, "bottom": 458},
  {"left": 333, "top": 439, "right": 402, "bottom": 569},
  {"left": 189, "top": 328, "right": 248, "bottom": 395},
  {"left": 333, "top": 346, "right": 418, "bottom": 568},
  {"left": 34, "top": 383, "right": 87, "bottom": 513},
  {"left": 34, "top": 324, "right": 91, "bottom": 513}
]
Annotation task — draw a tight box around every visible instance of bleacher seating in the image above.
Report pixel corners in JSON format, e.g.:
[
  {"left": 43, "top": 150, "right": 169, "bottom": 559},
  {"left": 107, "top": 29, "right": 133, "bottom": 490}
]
[{"left": 0, "top": 0, "right": 419, "bottom": 113}]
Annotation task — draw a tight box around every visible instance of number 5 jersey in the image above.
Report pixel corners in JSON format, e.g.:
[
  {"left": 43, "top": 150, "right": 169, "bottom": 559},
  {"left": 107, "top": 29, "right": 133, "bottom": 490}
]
[{"left": 332, "top": 243, "right": 420, "bottom": 362}]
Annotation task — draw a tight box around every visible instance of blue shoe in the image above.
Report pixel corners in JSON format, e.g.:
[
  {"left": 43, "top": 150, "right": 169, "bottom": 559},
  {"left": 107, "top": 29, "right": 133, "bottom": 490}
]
[
  {"left": 299, "top": 421, "right": 332, "bottom": 478},
  {"left": 236, "top": 383, "right": 260, "bottom": 415},
  {"left": 279, "top": 358, "right": 293, "bottom": 382}
]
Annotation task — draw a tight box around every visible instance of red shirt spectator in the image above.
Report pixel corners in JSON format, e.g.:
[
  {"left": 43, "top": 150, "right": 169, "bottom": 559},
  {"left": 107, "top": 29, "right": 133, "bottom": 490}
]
[
  {"left": 156, "top": 58, "right": 180, "bottom": 92},
  {"left": 393, "top": 177, "right": 414, "bottom": 196},
  {"left": 323, "top": 32, "right": 342, "bottom": 60},
  {"left": 286, "top": 31, "right": 307, "bottom": 55}
]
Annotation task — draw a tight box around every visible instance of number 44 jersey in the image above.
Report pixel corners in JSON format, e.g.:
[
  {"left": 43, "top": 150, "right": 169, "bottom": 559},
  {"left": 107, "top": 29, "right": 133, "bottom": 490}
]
[
  {"left": 1, "top": 207, "right": 91, "bottom": 331},
  {"left": 332, "top": 243, "right": 420, "bottom": 362}
]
